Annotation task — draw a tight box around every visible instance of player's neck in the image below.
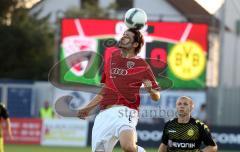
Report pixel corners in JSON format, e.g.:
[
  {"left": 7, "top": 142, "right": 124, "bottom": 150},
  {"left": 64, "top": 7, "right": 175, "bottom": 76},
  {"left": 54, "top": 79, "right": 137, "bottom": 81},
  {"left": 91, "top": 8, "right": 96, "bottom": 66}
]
[
  {"left": 178, "top": 115, "right": 191, "bottom": 123},
  {"left": 121, "top": 49, "right": 136, "bottom": 58}
]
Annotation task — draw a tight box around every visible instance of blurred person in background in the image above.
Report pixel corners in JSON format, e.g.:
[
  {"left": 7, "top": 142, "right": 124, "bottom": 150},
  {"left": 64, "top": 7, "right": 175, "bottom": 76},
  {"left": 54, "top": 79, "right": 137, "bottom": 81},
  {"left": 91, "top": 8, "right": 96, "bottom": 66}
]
[
  {"left": 0, "top": 103, "right": 12, "bottom": 152},
  {"left": 196, "top": 103, "right": 207, "bottom": 124},
  {"left": 158, "top": 96, "right": 217, "bottom": 152},
  {"left": 39, "top": 100, "right": 54, "bottom": 119}
]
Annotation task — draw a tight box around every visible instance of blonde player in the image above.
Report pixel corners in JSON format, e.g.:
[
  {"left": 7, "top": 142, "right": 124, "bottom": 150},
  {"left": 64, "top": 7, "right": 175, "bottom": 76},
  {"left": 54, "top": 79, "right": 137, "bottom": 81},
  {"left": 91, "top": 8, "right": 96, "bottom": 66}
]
[{"left": 159, "top": 96, "right": 217, "bottom": 152}]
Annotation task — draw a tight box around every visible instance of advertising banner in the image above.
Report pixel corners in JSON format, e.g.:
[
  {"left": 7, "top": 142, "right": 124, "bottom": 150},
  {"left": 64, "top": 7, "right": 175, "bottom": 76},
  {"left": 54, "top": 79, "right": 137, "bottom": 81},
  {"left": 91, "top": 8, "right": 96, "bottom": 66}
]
[
  {"left": 211, "top": 126, "right": 240, "bottom": 150},
  {"left": 60, "top": 19, "right": 208, "bottom": 89},
  {"left": 140, "top": 90, "right": 206, "bottom": 120},
  {"left": 3, "top": 118, "right": 42, "bottom": 144},
  {"left": 41, "top": 119, "right": 88, "bottom": 147}
]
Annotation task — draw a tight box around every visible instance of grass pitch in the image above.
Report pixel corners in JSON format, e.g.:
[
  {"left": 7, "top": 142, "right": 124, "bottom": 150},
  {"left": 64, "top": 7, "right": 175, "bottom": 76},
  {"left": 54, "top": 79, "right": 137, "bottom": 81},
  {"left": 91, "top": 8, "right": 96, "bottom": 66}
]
[{"left": 5, "top": 144, "right": 238, "bottom": 152}]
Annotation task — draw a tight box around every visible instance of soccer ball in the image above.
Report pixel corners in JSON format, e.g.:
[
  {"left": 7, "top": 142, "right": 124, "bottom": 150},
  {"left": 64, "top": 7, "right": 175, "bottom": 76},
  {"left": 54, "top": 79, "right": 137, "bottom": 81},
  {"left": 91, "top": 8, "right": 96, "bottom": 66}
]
[{"left": 124, "top": 8, "right": 147, "bottom": 30}]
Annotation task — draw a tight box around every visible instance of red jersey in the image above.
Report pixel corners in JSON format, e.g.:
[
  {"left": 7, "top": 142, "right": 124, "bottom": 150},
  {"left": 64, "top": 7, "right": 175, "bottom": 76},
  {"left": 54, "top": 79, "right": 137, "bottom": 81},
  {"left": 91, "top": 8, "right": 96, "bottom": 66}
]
[{"left": 100, "top": 50, "right": 159, "bottom": 110}]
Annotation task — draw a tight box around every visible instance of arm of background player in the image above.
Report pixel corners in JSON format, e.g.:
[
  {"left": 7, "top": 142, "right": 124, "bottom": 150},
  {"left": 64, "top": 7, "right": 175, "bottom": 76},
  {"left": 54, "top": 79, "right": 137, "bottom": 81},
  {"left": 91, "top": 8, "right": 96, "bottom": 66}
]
[
  {"left": 1, "top": 105, "right": 13, "bottom": 139},
  {"left": 158, "top": 143, "right": 167, "bottom": 152},
  {"left": 6, "top": 118, "right": 13, "bottom": 139},
  {"left": 158, "top": 123, "right": 169, "bottom": 152},
  {"left": 200, "top": 124, "right": 218, "bottom": 152},
  {"left": 201, "top": 146, "right": 218, "bottom": 152}
]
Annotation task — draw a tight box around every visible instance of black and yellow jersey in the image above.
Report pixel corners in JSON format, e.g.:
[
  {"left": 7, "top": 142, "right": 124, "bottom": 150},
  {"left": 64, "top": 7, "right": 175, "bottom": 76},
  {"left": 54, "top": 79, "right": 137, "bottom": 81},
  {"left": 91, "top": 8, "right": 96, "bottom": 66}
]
[
  {"left": 161, "top": 117, "right": 216, "bottom": 152},
  {"left": 0, "top": 103, "right": 9, "bottom": 120}
]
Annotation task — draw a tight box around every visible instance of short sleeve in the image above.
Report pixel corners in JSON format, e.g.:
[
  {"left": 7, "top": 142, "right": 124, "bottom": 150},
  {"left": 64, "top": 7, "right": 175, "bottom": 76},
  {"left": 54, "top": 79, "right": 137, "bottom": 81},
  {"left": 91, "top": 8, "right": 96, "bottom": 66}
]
[
  {"left": 161, "top": 124, "right": 169, "bottom": 145},
  {"left": 201, "top": 124, "right": 216, "bottom": 146},
  {"left": 101, "top": 71, "right": 106, "bottom": 83},
  {"left": 0, "top": 104, "right": 9, "bottom": 119},
  {"left": 101, "top": 59, "right": 108, "bottom": 84},
  {"left": 144, "top": 66, "right": 159, "bottom": 90}
]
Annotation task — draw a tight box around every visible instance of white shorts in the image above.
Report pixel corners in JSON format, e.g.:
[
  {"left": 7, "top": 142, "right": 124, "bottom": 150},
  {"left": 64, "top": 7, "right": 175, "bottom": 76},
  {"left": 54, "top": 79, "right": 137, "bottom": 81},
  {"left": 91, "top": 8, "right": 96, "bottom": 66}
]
[{"left": 92, "top": 106, "right": 139, "bottom": 152}]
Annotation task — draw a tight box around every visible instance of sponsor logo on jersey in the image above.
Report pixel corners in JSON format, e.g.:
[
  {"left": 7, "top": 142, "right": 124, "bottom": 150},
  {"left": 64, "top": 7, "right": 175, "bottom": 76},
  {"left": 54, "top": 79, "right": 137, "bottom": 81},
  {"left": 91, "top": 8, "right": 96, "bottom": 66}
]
[
  {"left": 127, "top": 61, "right": 135, "bottom": 69},
  {"left": 111, "top": 68, "right": 128, "bottom": 76},
  {"left": 187, "top": 128, "right": 194, "bottom": 136},
  {"left": 170, "top": 141, "right": 196, "bottom": 148},
  {"left": 168, "top": 130, "right": 176, "bottom": 133}
]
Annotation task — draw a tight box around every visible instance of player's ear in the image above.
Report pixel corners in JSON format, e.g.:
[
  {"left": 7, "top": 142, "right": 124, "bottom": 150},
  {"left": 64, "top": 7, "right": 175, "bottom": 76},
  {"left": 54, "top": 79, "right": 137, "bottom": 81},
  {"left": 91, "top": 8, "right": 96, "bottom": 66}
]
[
  {"left": 133, "top": 42, "right": 139, "bottom": 48},
  {"left": 190, "top": 103, "right": 195, "bottom": 111}
]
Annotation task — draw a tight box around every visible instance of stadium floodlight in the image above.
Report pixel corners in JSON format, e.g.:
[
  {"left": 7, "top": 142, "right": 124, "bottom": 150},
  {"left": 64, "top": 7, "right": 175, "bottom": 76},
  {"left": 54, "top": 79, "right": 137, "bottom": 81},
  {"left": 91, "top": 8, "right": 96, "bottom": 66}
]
[{"left": 195, "top": 0, "right": 225, "bottom": 14}]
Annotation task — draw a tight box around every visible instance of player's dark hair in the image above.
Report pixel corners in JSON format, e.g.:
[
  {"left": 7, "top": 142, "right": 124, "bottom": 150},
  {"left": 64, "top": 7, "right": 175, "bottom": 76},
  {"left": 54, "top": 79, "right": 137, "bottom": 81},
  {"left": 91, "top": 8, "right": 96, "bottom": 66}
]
[{"left": 126, "top": 28, "right": 144, "bottom": 54}]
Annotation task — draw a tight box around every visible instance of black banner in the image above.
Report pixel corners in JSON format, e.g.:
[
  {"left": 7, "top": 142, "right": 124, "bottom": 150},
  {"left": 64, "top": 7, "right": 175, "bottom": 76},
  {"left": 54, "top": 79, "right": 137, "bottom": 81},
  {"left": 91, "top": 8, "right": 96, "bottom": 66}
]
[
  {"left": 211, "top": 126, "right": 240, "bottom": 150},
  {"left": 87, "top": 122, "right": 240, "bottom": 150}
]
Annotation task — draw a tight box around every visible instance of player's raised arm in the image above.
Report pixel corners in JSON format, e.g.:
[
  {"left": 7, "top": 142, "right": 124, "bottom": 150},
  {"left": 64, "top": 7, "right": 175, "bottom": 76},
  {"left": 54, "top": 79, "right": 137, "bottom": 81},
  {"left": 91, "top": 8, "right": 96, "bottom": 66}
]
[
  {"left": 78, "top": 61, "right": 107, "bottom": 119},
  {"left": 143, "top": 79, "right": 160, "bottom": 101},
  {"left": 78, "top": 88, "right": 103, "bottom": 119}
]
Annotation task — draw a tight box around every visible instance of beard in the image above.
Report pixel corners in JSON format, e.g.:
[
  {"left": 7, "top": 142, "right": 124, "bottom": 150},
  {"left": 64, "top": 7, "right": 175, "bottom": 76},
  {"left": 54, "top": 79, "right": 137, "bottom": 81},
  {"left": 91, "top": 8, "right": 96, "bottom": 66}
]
[{"left": 118, "top": 41, "right": 130, "bottom": 50}]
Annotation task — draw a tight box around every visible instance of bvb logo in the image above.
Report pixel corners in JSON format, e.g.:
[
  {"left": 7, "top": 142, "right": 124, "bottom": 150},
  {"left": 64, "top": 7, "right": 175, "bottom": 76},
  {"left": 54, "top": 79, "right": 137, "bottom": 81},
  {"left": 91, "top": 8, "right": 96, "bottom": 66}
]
[
  {"left": 187, "top": 129, "right": 194, "bottom": 136},
  {"left": 168, "top": 40, "right": 206, "bottom": 80}
]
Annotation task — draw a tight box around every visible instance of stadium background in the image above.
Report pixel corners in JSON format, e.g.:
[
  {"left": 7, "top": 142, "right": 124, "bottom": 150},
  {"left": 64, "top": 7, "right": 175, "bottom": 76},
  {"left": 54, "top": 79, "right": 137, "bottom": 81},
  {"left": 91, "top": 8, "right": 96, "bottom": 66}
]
[{"left": 1, "top": 0, "right": 240, "bottom": 151}]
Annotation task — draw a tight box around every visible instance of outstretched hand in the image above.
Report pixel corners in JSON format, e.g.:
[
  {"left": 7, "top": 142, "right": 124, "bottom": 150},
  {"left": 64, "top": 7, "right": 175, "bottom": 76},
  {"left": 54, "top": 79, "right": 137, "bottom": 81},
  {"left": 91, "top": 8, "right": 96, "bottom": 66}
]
[
  {"left": 78, "top": 108, "right": 90, "bottom": 120},
  {"left": 143, "top": 79, "right": 152, "bottom": 92}
]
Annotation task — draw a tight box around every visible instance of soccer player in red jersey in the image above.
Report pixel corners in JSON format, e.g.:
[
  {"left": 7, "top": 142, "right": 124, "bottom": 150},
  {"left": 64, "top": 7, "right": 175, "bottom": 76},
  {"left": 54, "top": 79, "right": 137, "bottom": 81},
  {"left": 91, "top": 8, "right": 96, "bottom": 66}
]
[{"left": 78, "top": 28, "right": 160, "bottom": 152}]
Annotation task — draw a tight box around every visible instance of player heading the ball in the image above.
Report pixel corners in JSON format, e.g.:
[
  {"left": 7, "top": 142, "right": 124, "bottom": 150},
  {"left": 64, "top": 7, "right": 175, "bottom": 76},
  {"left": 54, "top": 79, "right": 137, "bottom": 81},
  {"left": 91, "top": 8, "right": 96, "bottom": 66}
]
[{"left": 78, "top": 8, "right": 160, "bottom": 152}]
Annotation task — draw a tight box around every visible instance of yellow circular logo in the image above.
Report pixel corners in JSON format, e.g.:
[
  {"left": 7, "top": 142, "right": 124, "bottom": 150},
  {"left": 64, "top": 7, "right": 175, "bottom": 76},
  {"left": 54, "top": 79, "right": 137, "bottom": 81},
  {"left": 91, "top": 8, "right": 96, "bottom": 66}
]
[
  {"left": 187, "top": 129, "right": 194, "bottom": 136},
  {"left": 168, "top": 41, "right": 206, "bottom": 80}
]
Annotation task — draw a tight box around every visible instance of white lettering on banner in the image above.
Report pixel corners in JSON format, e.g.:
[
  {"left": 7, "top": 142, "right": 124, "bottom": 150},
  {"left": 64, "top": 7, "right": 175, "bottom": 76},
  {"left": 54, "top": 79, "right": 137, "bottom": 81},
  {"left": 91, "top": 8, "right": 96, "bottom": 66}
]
[
  {"left": 11, "top": 122, "right": 20, "bottom": 128},
  {"left": 3, "top": 118, "right": 42, "bottom": 144},
  {"left": 137, "top": 130, "right": 162, "bottom": 141},
  {"left": 140, "top": 91, "right": 206, "bottom": 119},
  {"left": 41, "top": 119, "right": 89, "bottom": 147},
  {"left": 212, "top": 133, "right": 240, "bottom": 144}
]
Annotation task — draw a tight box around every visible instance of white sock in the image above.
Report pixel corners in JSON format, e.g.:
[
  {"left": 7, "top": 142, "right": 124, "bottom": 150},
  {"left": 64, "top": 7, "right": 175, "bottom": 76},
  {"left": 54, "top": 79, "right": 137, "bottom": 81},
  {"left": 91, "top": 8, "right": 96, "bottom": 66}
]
[{"left": 137, "top": 146, "right": 145, "bottom": 152}]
